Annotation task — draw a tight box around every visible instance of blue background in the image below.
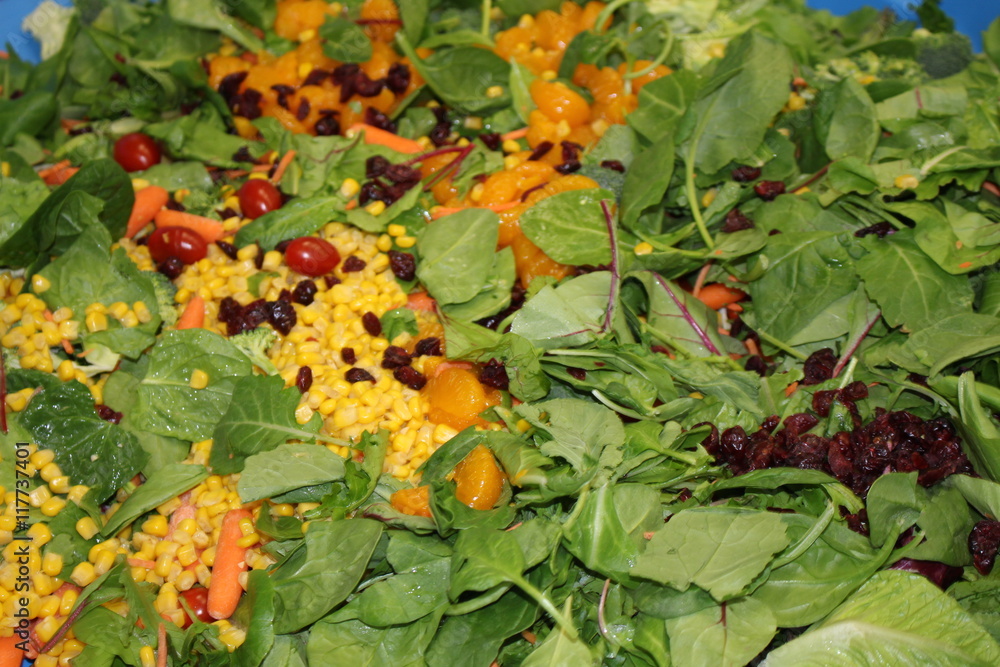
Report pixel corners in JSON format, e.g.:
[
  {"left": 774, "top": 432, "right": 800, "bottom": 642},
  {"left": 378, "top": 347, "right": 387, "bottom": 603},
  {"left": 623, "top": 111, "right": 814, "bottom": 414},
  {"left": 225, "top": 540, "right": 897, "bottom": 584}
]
[{"left": 0, "top": 0, "right": 989, "bottom": 62}]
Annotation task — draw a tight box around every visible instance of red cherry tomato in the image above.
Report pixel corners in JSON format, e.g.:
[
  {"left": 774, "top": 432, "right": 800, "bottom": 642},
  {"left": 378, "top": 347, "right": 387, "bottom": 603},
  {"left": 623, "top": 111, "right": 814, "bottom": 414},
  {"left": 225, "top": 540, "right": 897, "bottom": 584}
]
[
  {"left": 284, "top": 237, "right": 341, "bottom": 276},
  {"left": 238, "top": 179, "right": 283, "bottom": 219},
  {"left": 113, "top": 133, "right": 162, "bottom": 172},
  {"left": 179, "top": 587, "right": 213, "bottom": 628},
  {"left": 148, "top": 226, "right": 208, "bottom": 265}
]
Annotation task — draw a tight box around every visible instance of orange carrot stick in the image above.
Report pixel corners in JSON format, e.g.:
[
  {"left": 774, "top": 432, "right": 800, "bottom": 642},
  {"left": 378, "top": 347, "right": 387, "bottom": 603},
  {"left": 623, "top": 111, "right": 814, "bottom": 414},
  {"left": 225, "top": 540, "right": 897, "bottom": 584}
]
[
  {"left": 127, "top": 186, "right": 170, "bottom": 238},
  {"left": 207, "top": 508, "right": 252, "bottom": 620},
  {"left": 154, "top": 209, "right": 226, "bottom": 243},
  {"left": 156, "top": 623, "right": 167, "bottom": 667},
  {"left": 695, "top": 283, "right": 747, "bottom": 311},
  {"left": 270, "top": 150, "right": 297, "bottom": 186},
  {"left": 38, "top": 160, "right": 79, "bottom": 186},
  {"left": 347, "top": 123, "right": 423, "bottom": 154},
  {"left": 0, "top": 635, "right": 25, "bottom": 667},
  {"left": 430, "top": 202, "right": 519, "bottom": 220},
  {"left": 406, "top": 291, "right": 436, "bottom": 312},
  {"left": 176, "top": 295, "right": 205, "bottom": 331},
  {"left": 501, "top": 128, "right": 529, "bottom": 141}
]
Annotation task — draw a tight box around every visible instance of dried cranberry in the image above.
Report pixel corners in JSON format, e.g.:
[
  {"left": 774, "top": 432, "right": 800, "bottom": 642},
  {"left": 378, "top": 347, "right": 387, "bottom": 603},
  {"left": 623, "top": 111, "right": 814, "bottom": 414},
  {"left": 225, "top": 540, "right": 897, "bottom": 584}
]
[
  {"left": 566, "top": 367, "right": 587, "bottom": 381},
  {"left": 601, "top": 160, "right": 625, "bottom": 172},
  {"left": 271, "top": 84, "right": 294, "bottom": 109},
  {"left": 394, "top": 365, "right": 427, "bottom": 390},
  {"left": 529, "top": 141, "right": 553, "bottom": 161},
  {"left": 332, "top": 63, "right": 360, "bottom": 85},
  {"left": 231, "top": 148, "right": 252, "bottom": 165},
  {"left": 268, "top": 299, "right": 297, "bottom": 335},
  {"left": 354, "top": 72, "right": 384, "bottom": 97},
  {"left": 234, "top": 88, "right": 263, "bottom": 120},
  {"left": 520, "top": 183, "right": 547, "bottom": 202},
  {"left": 254, "top": 244, "right": 265, "bottom": 269},
  {"left": 381, "top": 345, "right": 412, "bottom": 369},
  {"left": 478, "top": 359, "right": 509, "bottom": 390},
  {"left": 801, "top": 348, "right": 837, "bottom": 386},
  {"left": 366, "top": 155, "right": 390, "bottom": 179},
  {"left": 359, "top": 182, "right": 387, "bottom": 206},
  {"left": 889, "top": 558, "right": 963, "bottom": 589},
  {"left": 295, "top": 366, "right": 313, "bottom": 393},
  {"left": 302, "top": 68, "right": 330, "bottom": 87},
  {"left": 754, "top": 180, "right": 786, "bottom": 201},
  {"left": 242, "top": 299, "right": 270, "bottom": 330},
  {"left": 385, "top": 63, "right": 411, "bottom": 94},
  {"left": 342, "top": 256, "right": 367, "bottom": 272},
  {"left": 296, "top": 99, "right": 311, "bottom": 121},
  {"left": 364, "top": 107, "right": 395, "bottom": 132},
  {"left": 362, "top": 312, "right": 382, "bottom": 336},
  {"left": 158, "top": 256, "right": 185, "bottom": 280},
  {"left": 388, "top": 251, "right": 416, "bottom": 281},
  {"left": 385, "top": 164, "right": 420, "bottom": 185},
  {"left": 732, "top": 166, "right": 762, "bottom": 182},
  {"left": 723, "top": 209, "right": 754, "bottom": 233},
  {"left": 315, "top": 115, "right": 340, "bottom": 137},
  {"left": 218, "top": 71, "right": 248, "bottom": 104},
  {"left": 345, "top": 368, "right": 376, "bottom": 383},
  {"left": 218, "top": 297, "right": 241, "bottom": 324},
  {"left": 855, "top": 221, "right": 896, "bottom": 238},
  {"left": 164, "top": 199, "right": 186, "bottom": 212},
  {"left": 429, "top": 123, "right": 451, "bottom": 146},
  {"left": 970, "top": 520, "right": 1000, "bottom": 575},
  {"left": 96, "top": 404, "right": 123, "bottom": 424},
  {"left": 341, "top": 347, "right": 357, "bottom": 364},
  {"left": 555, "top": 160, "right": 581, "bottom": 174},
  {"left": 324, "top": 275, "right": 341, "bottom": 289},
  {"left": 414, "top": 337, "right": 442, "bottom": 357},
  {"left": 216, "top": 240, "right": 239, "bottom": 260},
  {"left": 479, "top": 133, "right": 502, "bottom": 151},
  {"left": 561, "top": 141, "right": 583, "bottom": 162},
  {"left": 292, "top": 279, "right": 318, "bottom": 305}
]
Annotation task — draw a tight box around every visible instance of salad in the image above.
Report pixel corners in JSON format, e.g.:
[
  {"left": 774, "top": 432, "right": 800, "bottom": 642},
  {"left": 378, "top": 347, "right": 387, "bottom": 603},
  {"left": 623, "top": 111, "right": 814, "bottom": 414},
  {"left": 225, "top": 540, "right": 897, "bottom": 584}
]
[{"left": 3, "top": 0, "right": 1000, "bottom": 664}]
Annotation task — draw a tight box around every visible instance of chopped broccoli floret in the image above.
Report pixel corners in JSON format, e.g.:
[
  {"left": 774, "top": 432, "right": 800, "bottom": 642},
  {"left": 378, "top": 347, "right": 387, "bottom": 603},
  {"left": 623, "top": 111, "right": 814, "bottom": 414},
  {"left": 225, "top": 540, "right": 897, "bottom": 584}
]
[
  {"left": 145, "top": 271, "right": 179, "bottom": 328},
  {"left": 230, "top": 327, "right": 280, "bottom": 375},
  {"left": 915, "top": 31, "right": 974, "bottom": 79}
]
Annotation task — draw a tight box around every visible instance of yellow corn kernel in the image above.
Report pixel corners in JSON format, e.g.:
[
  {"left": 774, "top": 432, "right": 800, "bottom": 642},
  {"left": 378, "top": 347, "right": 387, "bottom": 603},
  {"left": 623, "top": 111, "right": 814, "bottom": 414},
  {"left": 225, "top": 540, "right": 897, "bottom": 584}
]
[
  {"left": 48, "top": 476, "right": 71, "bottom": 495},
  {"left": 42, "top": 552, "right": 63, "bottom": 577},
  {"left": 38, "top": 594, "right": 61, "bottom": 619},
  {"left": 56, "top": 359, "right": 76, "bottom": 382},
  {"left": 0, "top": 162, "right": 9, "bottom": 177},
  {"left": 177, "top": 518, "right": 198, "bottom": 535},
  {"left": 134, "top": 301, "right": 153, "bottom": 324},
  {"left": 155, "top": 587, "right": 179, "bottom": 613},
  {"left": 340, "top": 178, "right": 361, "bottom": 198},
  {"left": 174, "top": 188, "right": 191, "bottom": 204},
  {"left": 142, "top": 514, "right": 170, "bottom": 538},
  {"left": 31, "top": 274, "right": 51, "bottom": 294},
  {"left": 176, "top": 543, "right": 198, "bottom": 567},
  {"left": 70, "top": 562, "right": 96, "bottom": 587},
  {"left": 396, "top": 235, "right": 416, "bottom": 249},
  {"left": 894, "top": 174, "right": 920, "bottom": 190},
  {"left": 29, "top": 485, "right": 52, "bottom": 507},
  {"left": 85, "top": 311, "right": 108, "bottom": 333},
  {"left": 60, "top": 588, "right": 79, "bottom": 615},
  {"left": 93, "top": 549, "right": 116, "bottom": 575},
  {"left": 40, "top": 497, "right": 67, "bottom": 517},
  {"left": 140, "top": 645, "right": 156, "bottom": 667},
  {"left": 365, "top": 201, "right": 387, "bottom": 217},
  {"left": 67, "top": 485, "right": 90, "bottom": 505},
  {"left": 39, "top": 461, "right": 62, "bottom": 483},
  {"left": 153, "top": 553, "right": 172, "bottom": 578},
  {"left": 35, "top": 656, "right": 58, "bottom": 667},
  {"left": 786, "top": 92, "right": 806, "bottom": 111},
  {"left": 486, "top": 85, "right": 504, "bottom": 98},
  {"left": 236, "top": 533, "right": 259, "bottom": 548},
  {"left": 30, "top": 449, "right": 55, "bottom": 468},
  {"left": 201, "top": 546, "right": 216, "bottom": 567},
  {"left": 108, "top": 301, "right": 129, "bottom": 320},
  {"left": 189, "top": 369, "right": 210, "bottom": 390},
  {"left": 634, "top": 242, "right": 654, "bottom": 256},
  {"left": 0, "top": 516, "right": 14, "bottom": 532},
  {"left": 376, "top": 234, "right": 393, "bottom": 252},
  {"left": 58, "top": 320, "right": 80, "bottom": 340},
  {"left": 503, "top": 155, "right": 522, "bottom": 170},
  {"left": 35, "top": 615, "right": 62, "bottom": 644},
  {"left": 272, "top": 503, "right": 295, "bottom": 517},
  {"left": 387, "top": 223, "right": 406, "bottom": 237}
]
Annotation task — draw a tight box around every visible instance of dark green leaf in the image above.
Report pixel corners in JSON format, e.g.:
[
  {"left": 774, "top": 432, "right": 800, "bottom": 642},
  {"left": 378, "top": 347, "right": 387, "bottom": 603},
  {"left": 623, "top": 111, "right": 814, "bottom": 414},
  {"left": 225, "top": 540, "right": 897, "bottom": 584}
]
[
  {"left": 520, "top": 188, "right": 614, "bottom": 266},
  {"left": 320, "top": 16, "right": 373, "bottom": 63},
  {"left": 238, "top": 444, "right": 346, "bottom": 502},
  {"left": 235, "top": 196, "right": 343, "bottom": 250},
  {"left": 101, "top": 463, "right": 209, "bottom": 537}
]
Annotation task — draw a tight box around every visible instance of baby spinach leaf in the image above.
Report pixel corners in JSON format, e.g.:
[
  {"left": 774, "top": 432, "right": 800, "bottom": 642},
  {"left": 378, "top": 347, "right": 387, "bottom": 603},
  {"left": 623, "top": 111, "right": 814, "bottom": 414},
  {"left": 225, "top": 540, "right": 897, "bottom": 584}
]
[
  {"left": 135, "top": 161, "right": 213, "bottom": 192},
  {"left": 271, "top": 518, "right": 383, "bottom": 633},
  {"left": 686, "top": 32, "right": 793, "bottom": 174},
  {"left": 621, "top": 137, "right": 675, "bottom": 230},
  {"left": 211, "top": 374, "right": 324, "bottom": 475},
  {"left": 133, "top": 329, "right": 252, "bottom": 442},
  {"left": 400, "top": 39, "right": 512, "bottom": 115},
  {"left": 666, "top": 598, "right": 777, "bottom": 667},
  {"left": 855, "top": 230, "right": 972, "bottom": 332},
  {"left": 521, "top": 614, "right": 592, "bottom": 667},
  {"left": 445, "top": 329, "right": 549, "bottom": 401},
  {"left": 510, "top": 271, "right": 612, "bottom": 349},
  {"left": 765, "top": 571, "right": 1000, "bottom": 666},
  {"left": 814, "top": 77, "right": 880, "bottom": 162},
  {"left": 100, "top": 463, "right": 209, "bottom": 537},
  {"left": 516, "top": 398, "right": 625, "bottom": 473},
  {"left": 562, "top": 482, "right": 641, "bottom": 581},
  {"left": 520, "top": 188, "right": 614, "bottom": 266},
  {"left": 510, "top": 61, "right": 537, "bottom": 124},
  {"left": 145, "top": 106, "right": 260, "bottom": 168},
  {"left": 450, "top": 526, "right": 526, "bottom": 597},
  {"left": 381, "top": 307, "right": 419, "bottom": 342},
  {"left": 441, "top": 247, "right": 516, "bottom": 322},
  {"left": 399, "top": 0, "right": 429, "bottom": 45},
  {"left": 235, "top": 196, "right": 343, "bottom": 250},
  {"left": 20, "top": 380, "right": 148, "bottom": 503},
  {"left": 866, "top": 472, "right": 924, "bottom": 547},
  {"left": 426, "top": 587, "right": 539, "bottom": 667},
  {"left": 351, "top": 557, "right": 451, "bottom": 626},
  {"left": 632, "top": 508, "right": 789, "bottom": 601},
  {"left": 631, "top": 271, "right": 726, "bottom": 357},
  {"left": 628, "top": 68, "right": 699, "bottom": 144},
  {"left": 320, "top": 16, "right": 372, "bottom": 63},
  {"left": 166, "top": 0, "right": 263, "bottom": 51},
  {"left": 233, "top": 571, "right": 277, "bottom": 667},
  {"left": 307, "top": 608, "right": 441, "bottom": 667},
  {"left": 417, "top": 208, "right": 499, "bottom": 305},
  {"left": 238, "top": 444, "right": 346, "bottom": 502}
]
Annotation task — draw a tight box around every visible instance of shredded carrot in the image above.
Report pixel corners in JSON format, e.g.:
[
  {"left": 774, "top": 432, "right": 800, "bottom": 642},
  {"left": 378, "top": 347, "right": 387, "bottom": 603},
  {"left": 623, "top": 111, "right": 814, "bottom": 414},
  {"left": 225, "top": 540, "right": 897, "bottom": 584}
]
[
  {"left": 168, "top": 504, "right": 196, "bottom": 536},
  {"left": 38, "top": 160, "right": 79, "bottom": 186},
  {"left": 176, "top": 295, "right": 205, "bottom": 330},
  {"left": 745, "top": 337, "right": 761, "bottom": 357},
  {"left": 43, "top": 309, "right": 76, "bottom": 356},
  {"left": 726, "top": 302, "right": 744, "bottom": 313},
  {"left": 156, "top": 623, "right": 167, "bottom": 667},
  {"left": 127, "top": 185, "right": 170, "bottom": 238},
  {"left": 347, "top": 123, "right": 424, "bottom": 154},
  {"left": 127, "top": 557, "right": 157, "bottom": 569},
  {"left": 983, "top": 181, "right": 1000, "bottom": 197},
  {"left": 345, "top": 199, "right": 359, "bottom": 211},
  {"left": 270, "top": 150, "right": 297, "bottom": 186},
  {"left": 691, "top": 263, "right": 713, "bottom": 298},
  {"left": 430, "top": 202, "right": 519, "bottom": 220},
  {"left": 784, "top": 381, "right": 799, "bottom": 397},
  {"left": 207, "top": 508, "right": 252, "bottom": 620},
  {"left": 0, "top": 635, "right": 25, "bottom": 667},
  {"left": 154, "top": 209, "right": 226, "bottom": 243},
  {"left": 521, "top": 630, "right": 537, "bottom": 644},
  {"left": 958, "top": 261, "right": 973, "bottom": 269},
  {"left": 501, "top": 127, "right": 529, "bottom": 141},
  {"left": 405, "top": 291, "right": 436, "bottom": 312},
  {"left": 695, "top": 283, "right": 747, "bottom": 311}
]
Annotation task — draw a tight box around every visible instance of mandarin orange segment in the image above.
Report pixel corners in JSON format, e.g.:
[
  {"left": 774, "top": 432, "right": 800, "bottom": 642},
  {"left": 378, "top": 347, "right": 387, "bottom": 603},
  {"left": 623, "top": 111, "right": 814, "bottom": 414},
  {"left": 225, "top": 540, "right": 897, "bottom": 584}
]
[
  {"left": 424, "top": 367, "right": 493, "bottom": 430},
  {"left": 452, "top": 445, "right": 507, "bottom": 510},
  {"left": 390, "top": 485, "right": 433, "bottom": 518}
]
